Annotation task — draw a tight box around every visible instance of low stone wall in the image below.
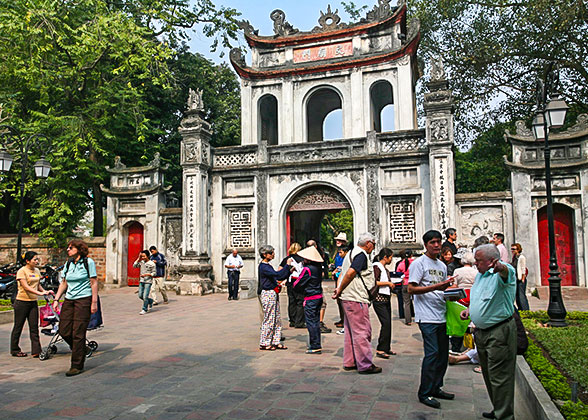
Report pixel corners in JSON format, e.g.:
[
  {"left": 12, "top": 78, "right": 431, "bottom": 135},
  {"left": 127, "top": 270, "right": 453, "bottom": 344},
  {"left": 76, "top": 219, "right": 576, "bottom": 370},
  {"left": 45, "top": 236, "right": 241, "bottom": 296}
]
[
  {"left": 0, "top": 235, "right": 107, "bottom": 283},
  {"left": 515, "top": 355, "right": 564, "bottom": 420}
]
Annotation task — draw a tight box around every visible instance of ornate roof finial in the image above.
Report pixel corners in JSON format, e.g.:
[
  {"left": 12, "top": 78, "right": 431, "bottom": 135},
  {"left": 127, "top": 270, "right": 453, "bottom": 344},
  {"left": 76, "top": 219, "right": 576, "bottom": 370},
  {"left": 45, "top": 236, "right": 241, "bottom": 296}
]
[
  {"left": 113, "top": 156, "right": 126, "bottom": 169},
  {"left": 316, "top": 5, "right": 341, "bottom": 31},
  {"left": 187, "top": 88, "right": 204, "bottom": 112},
  {"left": 236, "top": 19, "right": 258, "bottom": 36},
  {"left": 365, "top": 0, "right": 392, "bottom": 22},
  {"left": 270, "top": 10, "right": 299, "bottom": 37},
  {"left": 430, "top": 56, "right": 446, "bottom": 82}
]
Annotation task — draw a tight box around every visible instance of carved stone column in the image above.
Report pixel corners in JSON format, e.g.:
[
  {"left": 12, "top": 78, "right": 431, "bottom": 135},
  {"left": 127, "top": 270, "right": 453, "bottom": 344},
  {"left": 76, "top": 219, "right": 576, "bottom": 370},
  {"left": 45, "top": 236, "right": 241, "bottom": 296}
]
[
  {"left": 424, "top": 58, "right": 456, "bottom": 232},
  {"left": 178, "top": 89, "right": 213, "bottom": 295}
]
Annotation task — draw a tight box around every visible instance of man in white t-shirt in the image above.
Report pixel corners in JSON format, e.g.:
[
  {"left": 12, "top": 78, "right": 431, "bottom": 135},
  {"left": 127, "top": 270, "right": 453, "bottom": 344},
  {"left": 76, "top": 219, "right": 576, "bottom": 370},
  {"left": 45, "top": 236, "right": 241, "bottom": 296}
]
[{"left": 408, "top": 230, "right": 455, "bottom": 409}]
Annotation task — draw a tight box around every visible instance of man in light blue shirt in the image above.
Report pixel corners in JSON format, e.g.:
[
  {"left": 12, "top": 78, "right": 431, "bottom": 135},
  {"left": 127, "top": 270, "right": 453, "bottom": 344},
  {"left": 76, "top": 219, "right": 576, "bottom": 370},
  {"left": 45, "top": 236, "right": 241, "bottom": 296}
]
[{"left": 462, "top": 244, "right": 516, "bottom": 420}]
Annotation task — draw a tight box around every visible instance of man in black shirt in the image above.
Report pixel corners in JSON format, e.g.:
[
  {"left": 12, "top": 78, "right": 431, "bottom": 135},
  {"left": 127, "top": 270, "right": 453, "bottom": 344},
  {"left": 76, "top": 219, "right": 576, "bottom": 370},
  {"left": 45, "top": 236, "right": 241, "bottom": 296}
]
[{"left": 441, "top": 228, "right": 457, "bottom": 256}]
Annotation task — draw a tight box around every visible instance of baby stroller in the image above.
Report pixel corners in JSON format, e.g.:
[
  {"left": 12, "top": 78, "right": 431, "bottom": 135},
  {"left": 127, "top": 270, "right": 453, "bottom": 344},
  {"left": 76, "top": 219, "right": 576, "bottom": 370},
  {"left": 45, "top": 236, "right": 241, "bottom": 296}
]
[{"left": 39, "top": 296, "right": 98, "bottom": 361}]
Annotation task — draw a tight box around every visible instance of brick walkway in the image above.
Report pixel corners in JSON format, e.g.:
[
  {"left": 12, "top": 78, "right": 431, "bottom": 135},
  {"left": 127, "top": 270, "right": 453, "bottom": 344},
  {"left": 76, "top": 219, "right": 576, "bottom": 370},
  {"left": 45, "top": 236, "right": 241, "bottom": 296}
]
[{"left": 0, "top": 286, "right": 578, "bottom": 420}]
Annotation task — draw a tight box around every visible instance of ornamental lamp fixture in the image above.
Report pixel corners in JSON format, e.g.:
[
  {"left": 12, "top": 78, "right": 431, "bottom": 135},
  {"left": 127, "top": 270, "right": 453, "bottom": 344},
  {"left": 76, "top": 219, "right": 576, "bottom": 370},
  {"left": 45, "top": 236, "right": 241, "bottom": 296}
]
[
  {"left": 532, "top": 111, "right": 548, "bottom": 141},
  {"left": 544, "top": 94, "right": 569, "bottom": 129},
  {"left": 0, "top": 149, "right": 14, "bottom": 172},
  {"left": 33, "top": 157, "right": 51, "bottom": 179}
]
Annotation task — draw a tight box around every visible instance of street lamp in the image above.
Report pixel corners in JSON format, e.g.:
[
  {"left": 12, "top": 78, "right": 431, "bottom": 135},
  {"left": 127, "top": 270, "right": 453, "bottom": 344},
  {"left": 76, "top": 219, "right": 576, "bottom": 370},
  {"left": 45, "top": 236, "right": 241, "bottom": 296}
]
[
  {"left": 0, "top": 125, "right": 51, "bottom": 265},
  {"left": 531, "top": 63, "right": 568, "bottom": 327}
]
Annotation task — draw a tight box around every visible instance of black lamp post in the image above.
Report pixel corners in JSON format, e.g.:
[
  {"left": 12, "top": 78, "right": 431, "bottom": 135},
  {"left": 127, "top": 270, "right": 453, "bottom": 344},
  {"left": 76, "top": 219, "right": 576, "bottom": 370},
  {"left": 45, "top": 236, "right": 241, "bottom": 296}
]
[
  {"left": 0, "top": 125, "right": 51, "bottom": 265},
  {"left": 531, "top": 63, "right": 568, "bottom": 327}
]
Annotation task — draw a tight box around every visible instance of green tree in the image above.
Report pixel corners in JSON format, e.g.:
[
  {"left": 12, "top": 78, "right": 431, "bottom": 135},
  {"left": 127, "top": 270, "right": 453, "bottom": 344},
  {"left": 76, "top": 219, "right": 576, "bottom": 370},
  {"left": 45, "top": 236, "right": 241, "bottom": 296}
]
[
  {"left": 455, "top": 122, "right": 512, "bottom": 193},
  {"left": 0, "top": 0, "right": 240, "bottom": 245},
  {"left": 320, "top": 209, "right": 354, "bottom": 258},
  {"left": 409, "top": 0, "right": 588, "bottom": 147}
]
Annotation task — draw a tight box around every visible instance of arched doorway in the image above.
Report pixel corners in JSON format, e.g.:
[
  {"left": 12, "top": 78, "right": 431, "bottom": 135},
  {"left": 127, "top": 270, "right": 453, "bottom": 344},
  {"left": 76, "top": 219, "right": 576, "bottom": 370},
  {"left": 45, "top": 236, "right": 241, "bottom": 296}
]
[
  {"left": 306, "top": 87, "right": 343, "bottom": 142},
  {"left": 286, "top": 186, "right": 353, "bottom": 257},
  {"left": 537, "top": 204, "right": 577, "bottom": 286},
  {"left": 126, "top": 221, "right": 144, "bottom": 286}
]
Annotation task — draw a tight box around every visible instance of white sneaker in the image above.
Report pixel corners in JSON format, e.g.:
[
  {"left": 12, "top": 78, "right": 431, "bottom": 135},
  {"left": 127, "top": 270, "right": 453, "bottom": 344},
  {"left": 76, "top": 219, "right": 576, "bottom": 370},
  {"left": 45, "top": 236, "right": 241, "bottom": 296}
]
[
  {"left": 336, "top": 328, "right": 345, "bottom": 335},
  {"left": 139, "top": 310, "right": 147, "bottom": 315}
]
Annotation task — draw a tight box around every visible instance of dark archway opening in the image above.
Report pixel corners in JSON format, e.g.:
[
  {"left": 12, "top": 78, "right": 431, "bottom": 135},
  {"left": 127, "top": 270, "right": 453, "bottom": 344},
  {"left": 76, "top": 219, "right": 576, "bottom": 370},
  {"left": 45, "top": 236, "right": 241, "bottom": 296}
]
[
  {"left": 286, "top": 186, "right": 353, "bottom": 259},
  {"left": 306, "top": 88, "right": 342, "bottom": 142},
  {"left": 370, "top": 80, "right": 394, "bottom": 132},
  {"left": 259, "top": 94, "right": 278, "bottom": 145}
]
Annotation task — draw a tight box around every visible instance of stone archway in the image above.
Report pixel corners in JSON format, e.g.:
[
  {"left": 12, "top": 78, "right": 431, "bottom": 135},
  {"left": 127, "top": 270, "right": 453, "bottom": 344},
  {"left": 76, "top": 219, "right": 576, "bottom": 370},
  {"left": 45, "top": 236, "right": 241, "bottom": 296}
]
[{"left": 286, "top": 186, "right": 353, "bottom": 253}]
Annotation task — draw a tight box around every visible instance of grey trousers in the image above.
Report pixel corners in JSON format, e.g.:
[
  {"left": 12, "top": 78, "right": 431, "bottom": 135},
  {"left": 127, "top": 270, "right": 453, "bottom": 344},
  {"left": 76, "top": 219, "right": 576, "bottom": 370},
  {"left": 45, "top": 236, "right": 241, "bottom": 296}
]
[{"left": 475, "top": 318, "right": 517, "bottom": 420}]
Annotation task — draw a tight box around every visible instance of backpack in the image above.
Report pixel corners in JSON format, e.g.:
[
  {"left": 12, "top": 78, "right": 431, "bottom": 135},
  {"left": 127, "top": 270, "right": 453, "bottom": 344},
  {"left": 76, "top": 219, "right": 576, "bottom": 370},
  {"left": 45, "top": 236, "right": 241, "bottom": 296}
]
[
  {"left": 513, "top": 309, "right": 529, "bottom": 355},
  {"left": 63, "top": 257, "right": 90, "bottom": 279}
]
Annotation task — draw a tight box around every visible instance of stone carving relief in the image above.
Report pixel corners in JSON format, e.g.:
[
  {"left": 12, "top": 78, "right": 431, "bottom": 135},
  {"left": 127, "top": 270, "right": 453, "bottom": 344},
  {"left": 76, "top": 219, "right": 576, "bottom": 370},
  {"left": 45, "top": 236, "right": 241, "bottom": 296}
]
[
  {"left": 270, "top": 9, "right": 299, "bottom": 36},
  {"left": 184, "top": 142, "right": 200, "bottom": 163},
  {"left": 237, "top": 19, "right": 258, "bottom": 35},
  {"left": 532, "top": 196, "right": 580, "bottom": 210},
  {"left": 187, "top": 88, "right": 204, "bottom": 112},
  {"left": 256, "top": 173, "right": 268, "bottom": 248},
  {"left": 430, "top": 57, "right": 446, "bottom": 82},
  {"left": 460, "top": 206, "right": 504, "bottom": 245},
  {"left": 389, "top": 198, "right": 417, "bottom": 243},
  {"left": 113, "top": 156, "right": 126, "bottom": 169},
  {"left": 230, "top": 48, "right": 246, "bottom": 67},
  {"left": 288, "top": 188, "right": 351, "bottom": 211},
  {"left": 270, "top": 147, "right": 349, "bottom": 164},
  {"left": 367, "top": 165, "right": 381, "bottom": 238},
  {"left": 532, "top": 176, "right": 579, "bottom": 191},
  {"left": 228, "top": 208, "right": 253, "bottom": 249},
  {"left": 515, "top": 120, "right": 533, "bottom": 137},
  {"left": 166, "top": 218, "right": 182, "bottom": 254},
  {"left": 380, "top": 137, "right": 427, "bottom": 153},
  {"left": 566, "top": 114, "right": 588, "bottom": 133},
  {"left": 214, "top": 152, "right": 257, "bottom": 167},
  {"left": 430, "top": 119, "right": 449, "bottom": 142},
  {"left": 365, "top": 0, "right": 392, "bottom": 22}
]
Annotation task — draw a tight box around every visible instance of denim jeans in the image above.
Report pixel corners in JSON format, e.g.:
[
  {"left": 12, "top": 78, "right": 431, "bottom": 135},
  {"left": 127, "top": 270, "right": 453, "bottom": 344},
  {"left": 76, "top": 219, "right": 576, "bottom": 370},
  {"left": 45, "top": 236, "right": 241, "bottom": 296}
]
[
  {"left": 417, "top": 322, "right": 449, "bottom": 399},
  {"left": 138, "top": 282, "right": 153, "bottom": 311},
  {"left": 304, "top": 297, "right": 322, "bottom": 350},
  {"left": 228, "top": 270, "right": 240, "bottom": 299},
  {"left": 515, "top": 280, "right": 530, "bottom": 311}
]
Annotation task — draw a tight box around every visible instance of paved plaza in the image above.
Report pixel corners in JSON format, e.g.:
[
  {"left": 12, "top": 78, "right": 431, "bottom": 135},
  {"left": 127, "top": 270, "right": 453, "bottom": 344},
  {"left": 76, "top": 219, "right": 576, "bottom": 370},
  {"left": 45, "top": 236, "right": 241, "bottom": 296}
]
[{"left": 0, "top": 285, "right": 575, "bottom": 420}]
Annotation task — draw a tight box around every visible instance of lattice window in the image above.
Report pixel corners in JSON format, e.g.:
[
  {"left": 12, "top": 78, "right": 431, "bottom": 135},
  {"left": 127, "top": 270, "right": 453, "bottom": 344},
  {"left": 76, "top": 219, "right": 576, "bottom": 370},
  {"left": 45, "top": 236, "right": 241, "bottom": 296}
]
[
  {"left": 389, "top": 199, "right": 417, "bottom": 243},
  {"left": 228, "top": 208, "right": 253, "bottom": 248},
  {"left": 381, "top": 137, "right": 427, "bottom": 153},
  {"left": 214, "top": 153, "right": 256, "bottom": 167}
]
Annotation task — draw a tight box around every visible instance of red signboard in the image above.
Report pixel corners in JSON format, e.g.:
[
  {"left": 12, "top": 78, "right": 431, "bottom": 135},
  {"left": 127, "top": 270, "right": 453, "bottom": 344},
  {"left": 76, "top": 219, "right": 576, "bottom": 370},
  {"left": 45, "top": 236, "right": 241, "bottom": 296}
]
[{"left": 293, "top": 41, "right": 353, "bottom": 64}]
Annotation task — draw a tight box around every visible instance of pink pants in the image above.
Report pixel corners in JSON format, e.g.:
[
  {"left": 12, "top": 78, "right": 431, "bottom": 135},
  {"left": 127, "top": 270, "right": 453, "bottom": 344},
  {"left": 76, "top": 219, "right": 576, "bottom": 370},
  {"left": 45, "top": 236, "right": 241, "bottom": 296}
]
[{"left": 342, "top": 300, "right": 373, "bottom": 371}]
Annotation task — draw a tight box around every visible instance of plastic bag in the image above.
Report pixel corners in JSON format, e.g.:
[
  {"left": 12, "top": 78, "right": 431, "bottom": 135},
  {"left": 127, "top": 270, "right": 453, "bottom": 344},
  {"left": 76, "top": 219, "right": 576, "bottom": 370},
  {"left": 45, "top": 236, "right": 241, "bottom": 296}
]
[
  {"left": 446, "top": 301, "right": 470, "bottom": 337},
  {"left": 463, "top": 332, "right": 475, "bottom": 349}
]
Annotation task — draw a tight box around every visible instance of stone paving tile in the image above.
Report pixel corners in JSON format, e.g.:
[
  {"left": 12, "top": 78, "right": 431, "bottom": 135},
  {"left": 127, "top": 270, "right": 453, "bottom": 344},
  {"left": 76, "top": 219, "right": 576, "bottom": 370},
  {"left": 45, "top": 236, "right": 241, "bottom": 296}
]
[{"left": 1, "top": 287, "right": 577, "bottom": 420}]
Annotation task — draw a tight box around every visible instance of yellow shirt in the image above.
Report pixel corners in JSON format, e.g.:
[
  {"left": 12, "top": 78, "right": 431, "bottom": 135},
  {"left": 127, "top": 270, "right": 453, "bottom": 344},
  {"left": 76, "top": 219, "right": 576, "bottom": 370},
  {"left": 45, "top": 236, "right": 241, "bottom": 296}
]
[{"left": 16, "top": 266, "right": 41, "bottom": 301}]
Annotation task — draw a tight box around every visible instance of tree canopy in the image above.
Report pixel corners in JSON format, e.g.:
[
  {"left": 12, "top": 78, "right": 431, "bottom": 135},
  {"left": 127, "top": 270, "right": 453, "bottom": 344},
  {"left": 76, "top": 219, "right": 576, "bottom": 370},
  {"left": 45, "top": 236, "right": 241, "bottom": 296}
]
[
  {"left": 0, "top": 0, "right": 241, "bottom": 245},
  {"left": 409, "top": 0, "right": 588, "bottom": 147}
]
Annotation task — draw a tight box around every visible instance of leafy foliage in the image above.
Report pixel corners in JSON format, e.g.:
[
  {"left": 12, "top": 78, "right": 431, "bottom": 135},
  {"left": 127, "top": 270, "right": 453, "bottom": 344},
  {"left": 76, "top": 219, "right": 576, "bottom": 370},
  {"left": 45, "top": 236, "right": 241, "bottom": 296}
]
[
  {"left": 320, "top": 209, "right": 354, "bottom": 259},
  {"left": 0, "top": 0, "right": 240, "bottom": 245},
  {"left": 409, "top": 0, "right": 588, "bottom": 147},
  {"left": 523, "top": 336, "right": 572, "bottom": 401},
  {"left": 455, "top": 122, "right": 512, "bottom": 193}
]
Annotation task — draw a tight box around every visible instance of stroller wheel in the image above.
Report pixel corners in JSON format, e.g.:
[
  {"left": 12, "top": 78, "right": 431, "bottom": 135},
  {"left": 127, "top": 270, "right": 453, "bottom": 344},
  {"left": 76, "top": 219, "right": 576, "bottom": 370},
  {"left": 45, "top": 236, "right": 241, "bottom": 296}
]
[
  {"left": 88, "top": 341, "right": 98, "bottom": 351},
  {"left": 49, "top": 345, "right": 57, "bottom": 354},
  {"left": 39, "top": 351, "right": 49, "bottom": 361}
]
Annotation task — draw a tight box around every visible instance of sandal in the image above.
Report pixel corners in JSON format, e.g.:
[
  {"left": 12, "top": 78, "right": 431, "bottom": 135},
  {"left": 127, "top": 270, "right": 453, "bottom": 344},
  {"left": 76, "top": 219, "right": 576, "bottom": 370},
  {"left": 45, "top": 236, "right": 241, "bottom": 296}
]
[
  {"left": 376, "top": 352, "right": 390, "bottom": 359},
  {"left": 473, "top": 366, "right": 482, "bottom": 374},
  {"left": 273, "top": 344, "right": 288, "bottom": 350},
  {"left": 386, "top": 350, "right": 397, "bottom": 356},
  {"left": 259, "top": 345, "right": 275, "bottom": 351},
  {"left": 12, "top": 352, "right": 27, "bottom": 357}
]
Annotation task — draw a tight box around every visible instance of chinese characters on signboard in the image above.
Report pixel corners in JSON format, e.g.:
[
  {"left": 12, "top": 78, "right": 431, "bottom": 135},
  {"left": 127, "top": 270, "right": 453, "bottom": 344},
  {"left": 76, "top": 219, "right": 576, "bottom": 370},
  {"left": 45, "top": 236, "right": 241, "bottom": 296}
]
[{"left": 293, "top": 41, "right": 353, "bottom": 64}]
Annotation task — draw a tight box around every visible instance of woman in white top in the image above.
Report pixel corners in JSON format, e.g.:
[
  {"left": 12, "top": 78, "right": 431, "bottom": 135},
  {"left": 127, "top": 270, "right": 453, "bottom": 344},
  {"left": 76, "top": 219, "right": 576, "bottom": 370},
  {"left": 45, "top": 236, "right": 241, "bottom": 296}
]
[
  {"left": 453, "top": 252, "right": 478, "bottom": 290},
  {"left": 372, "top": 248, "right": 397, "bottom": 359},
  {"left": 511, "top": 243, "right": 530, "bottom": 310}
]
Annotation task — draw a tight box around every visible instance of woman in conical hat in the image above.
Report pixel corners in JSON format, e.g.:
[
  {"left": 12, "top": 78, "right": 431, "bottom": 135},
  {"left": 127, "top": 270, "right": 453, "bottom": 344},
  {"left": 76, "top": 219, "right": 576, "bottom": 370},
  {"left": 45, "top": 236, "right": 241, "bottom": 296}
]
[{"left": 294, "top": 246, "right": 324, "bottom": 354}]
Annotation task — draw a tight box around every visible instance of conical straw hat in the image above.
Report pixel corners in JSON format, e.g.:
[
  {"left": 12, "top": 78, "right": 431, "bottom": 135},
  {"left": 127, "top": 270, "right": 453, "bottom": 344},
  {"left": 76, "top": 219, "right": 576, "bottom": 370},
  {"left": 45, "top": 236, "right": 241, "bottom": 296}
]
[{"left": 298, "top": 246, "right": 324, "bottom": 263}]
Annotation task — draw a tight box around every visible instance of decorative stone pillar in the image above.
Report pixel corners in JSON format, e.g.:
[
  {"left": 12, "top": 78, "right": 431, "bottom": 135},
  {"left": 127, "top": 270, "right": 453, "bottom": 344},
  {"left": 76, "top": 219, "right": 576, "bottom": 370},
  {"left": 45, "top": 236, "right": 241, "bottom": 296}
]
[
  {"left": 178, "top": 89, "right": 213, "bottom": 295},
  {"left": 424, "top": 58, "right": 456, "bottom": 232}
]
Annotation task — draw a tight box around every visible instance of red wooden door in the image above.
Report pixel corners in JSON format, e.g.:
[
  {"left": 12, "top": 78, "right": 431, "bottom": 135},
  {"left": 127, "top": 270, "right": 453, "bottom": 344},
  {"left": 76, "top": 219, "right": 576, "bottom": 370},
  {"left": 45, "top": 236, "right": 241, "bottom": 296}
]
[
  {"left": 127, "top": 222, "right": 144, "bottom": 286},
  {"left": 537, "top": 204, "right": 577, "bottom": 286}
]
